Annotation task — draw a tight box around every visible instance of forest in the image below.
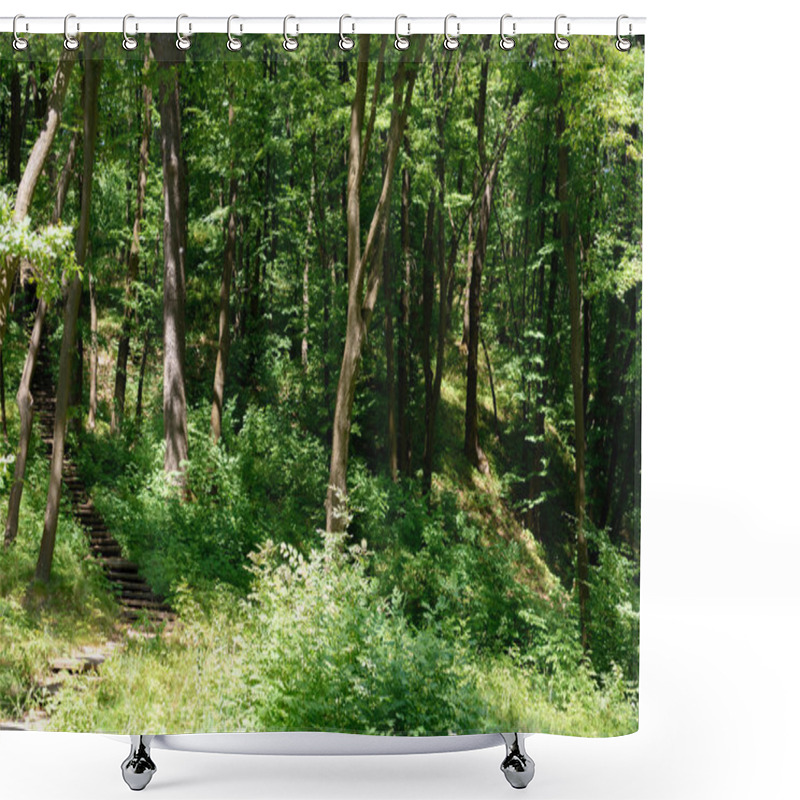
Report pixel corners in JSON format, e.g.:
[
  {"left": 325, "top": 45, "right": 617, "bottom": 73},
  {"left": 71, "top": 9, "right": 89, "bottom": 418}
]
[{"left": 0, "top": 32, "right": 642, "bottom": 736}]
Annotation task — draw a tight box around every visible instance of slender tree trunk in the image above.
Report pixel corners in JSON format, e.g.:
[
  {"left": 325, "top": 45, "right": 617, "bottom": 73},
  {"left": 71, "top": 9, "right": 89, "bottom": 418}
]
[
  {"left": 8, "top": 66, "right": 22, "bottom": 184},
  {"left": 464, "top": 61, "right": 492, "bottom": 475},
  {"left": 111, "top": 41, "right": 152, "bottom": 434},
  {"left": 153, "top": 34, "right": 188, "bottom": 482},
  {"left": 4, "top": 299, "right": 46, "bottom": 547},
  {"left": 463, "top": 52, "right": 522, "bottom": 475},
  {"left": 87, "top": 275, "right": 98, "bottom": 429},
  {"left": 3, "top": 129, "right": 79, "bottom": 548},
  {"left": 460, "top": 208, "right": 474, "bottom": 354},
  {"left": 301, "top": 174, "right": 315, "bottom": 372},
  {"left": 211, "top": 90, "right": 237, "bottom": 443},
  {"left": 397, "top": 159, "right": 412, "bottom": 475},
  {"left": 481, "top": 333, "right": 499, "bottom": 435},
  {"left": 557, "top": 95, "right": 590, "bottom": 653},
  {"left": 383, "top": 226, "right": 398, "bottom": 481},
  {"left": 421, "top": 198, "right": 436, "bottom": 490},
  {"left": 0, "top": 351, "right": 6, "bottom": 441},
  {"left": 326, "top": 37, "right": 420, "bottom": 532},
  {"left": 0, "top": 50, "right": 76, "bottom": 347},
  {"left": 582, "top": 296, "right": 591, "bottom": 434},
  {"left": 135, "top": 332, "right": 149, "bottom": 423},
  {"left": 35, "top": 43, "right": 101, "bottom": 584}
]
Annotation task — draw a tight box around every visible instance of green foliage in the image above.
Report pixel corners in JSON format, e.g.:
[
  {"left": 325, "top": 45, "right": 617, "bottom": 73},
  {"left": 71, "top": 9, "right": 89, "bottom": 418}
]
[
  {"left": 585, "top": 523, "right": 640, "bottom": 681},
  {"left": 240, "top": 532, "right": 485, "bottom": 735},
  {"left": 346, "top": 470, "right": 542, "bottom": 654},
  {"left": 0, "top": 190, "right": 78, "bottom": 302},
  {"left": 74, "top": 403, "right": 329, "bottom": 598}
]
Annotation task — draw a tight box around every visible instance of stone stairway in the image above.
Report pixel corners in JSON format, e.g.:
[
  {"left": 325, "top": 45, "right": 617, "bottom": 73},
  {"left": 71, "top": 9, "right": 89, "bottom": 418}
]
[{"left": 30, "top": 353, "right": 173, "bottom": 624}]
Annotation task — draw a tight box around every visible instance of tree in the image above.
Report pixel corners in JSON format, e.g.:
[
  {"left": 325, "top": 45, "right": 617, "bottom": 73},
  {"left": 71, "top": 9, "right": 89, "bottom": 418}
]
[
  {"left": 557, "top": 77, "right": 590, "bottom": 653},
  {"left": 3, "top": 130, "right": 79, "bottom": 548},
  {"left": 0, "top": 50, "right": 76, "bottom": 347},
  {"left": 463, "top": 49, "right": 522, "bottom": 474},
  {"left": 210, "top": 81, "right": 237, "bottom": 443},
  {"left": 35, "top": 40, "right": 102, "bottom": 584},
  {"left": 111, "top": 38, "right": 153, "bottom": 434},
  {"left": 152, "top": 33, "right": 189, "bottom": 482},
  {"left": 325, "top": 35, "right": 421, "bottom": 532}
]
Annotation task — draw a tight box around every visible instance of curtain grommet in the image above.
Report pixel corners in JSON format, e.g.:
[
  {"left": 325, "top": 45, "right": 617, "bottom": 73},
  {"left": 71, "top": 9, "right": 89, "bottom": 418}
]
[
  {"left": 443, "top": 14, "right": 459, "bottom": 51},
  {"left": 554, "top": 14, "right": 570, "bottom": 51}
]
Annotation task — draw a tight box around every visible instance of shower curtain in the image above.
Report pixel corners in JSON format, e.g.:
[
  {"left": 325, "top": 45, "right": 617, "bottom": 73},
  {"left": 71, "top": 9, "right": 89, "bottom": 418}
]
[{"left": 0, "top": 30, "right": 643, "bottom": 738}]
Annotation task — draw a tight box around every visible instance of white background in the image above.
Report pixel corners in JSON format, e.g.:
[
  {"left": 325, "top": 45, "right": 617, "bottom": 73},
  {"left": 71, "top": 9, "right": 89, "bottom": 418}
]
[{"left": 2, "top": 1, "right": 799, "bottom": 798}]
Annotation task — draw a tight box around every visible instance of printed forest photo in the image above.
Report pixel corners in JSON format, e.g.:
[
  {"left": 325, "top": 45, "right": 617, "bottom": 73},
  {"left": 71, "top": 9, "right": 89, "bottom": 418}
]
[{"left": 0, "top": 32, "right": 642, "bottom": 736}]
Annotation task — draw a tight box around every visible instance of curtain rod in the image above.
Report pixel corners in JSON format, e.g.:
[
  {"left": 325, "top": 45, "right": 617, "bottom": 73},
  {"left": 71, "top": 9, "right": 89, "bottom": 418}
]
[{"left": 0, "top": 16, "right": 646, "bottom": 37}]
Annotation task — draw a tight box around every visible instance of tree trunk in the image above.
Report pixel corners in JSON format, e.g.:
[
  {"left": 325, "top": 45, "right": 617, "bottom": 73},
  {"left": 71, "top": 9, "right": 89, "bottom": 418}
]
[
  {"left": 135, "top": 332, "right": 149, "bottom": 423},
  {"left": 87, "top": 274, "right": 98, "bottom": 429},
  {"left": 3, "top": 129, "right": 79, "bottom": 548},
  {"left": 481, "top": 333, "right": 499, "bottom": 435},
  {"left": 152, "top": 34, "right": 189, "bottom": 482},
  {"left": 0, "top": 351, "right": 6, "bottom": 441},
  {"left": 35, "top": 43, "right": 101, "bottom": 584},
  {"left": 8, "top": 66, "right": 22, "bottom": 184},
  {"left": 383, "top": 225, "right": 398, "bottom": 481},
  {"left": 557, "top": 97, "right": 590, "bottom": 653},
  {"left": 211, "top": 90, "right": 237, "bottom": 443},
  {"left": 0, "top": 50, "right": 76, "bottom": 347},
  {"left": 463, "top": 52, "right": 523, "bottom": 475},
  {"left": 397, "top": 160, "right": 412, "bottom": 476},
  {"left": 3, "top": 300, "right": 46, "bottom": 547},
  {"left": 301, "top": 174, "right": 314, "bottom": 372},
  {"left": 421, "top": 198, "right": 436, "bottom": 491},
  {"left": 111, "top": 41, "right": 152, "bottom": 434},
  {"left": 464, "top": 61, "right": 492, "bottom": 475},
  {"left": 326, "top": 36, "right": 420, "bottom": 532}
]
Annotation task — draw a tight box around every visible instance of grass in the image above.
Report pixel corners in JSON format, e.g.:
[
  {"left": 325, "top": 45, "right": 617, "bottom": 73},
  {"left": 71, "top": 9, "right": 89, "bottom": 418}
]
[{"left": 0, "top": 433, "right": 120, "bottom": 720}]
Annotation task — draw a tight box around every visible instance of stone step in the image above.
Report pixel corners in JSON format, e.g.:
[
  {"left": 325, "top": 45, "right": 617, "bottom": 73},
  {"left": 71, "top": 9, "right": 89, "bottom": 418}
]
[
  {"left": 79, "top": 520, "right": 107, "bottom": 530},
  {"left": 107, "top": 571, "right": 146, "bottom": 585},
  {"left": 121, "top": 608, "right": 174, "bottom": 622},
  {"left": 101, "top": 557, "right": 139, "bottom": 573},
  {"left": 118, "top": 588, "right": 160, "bottom": 600},
  {"left": 89, "top": 538, "right": 120, "bottom": 549},
  {"left": 121, "top": 597, "right": 171, "bottom": 611},
  {"left": 89, "top": 536, "right": 117, "bottom": 546},
  {"left": 50, "top": 654, "right": 105, "bottom": 674},
  {"left": 89, "top": 544, "right": 122, "bottom": 558}
]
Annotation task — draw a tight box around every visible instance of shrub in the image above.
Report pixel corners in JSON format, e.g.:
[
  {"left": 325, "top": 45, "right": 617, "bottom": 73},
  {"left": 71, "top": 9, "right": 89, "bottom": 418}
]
[
  {"left": 347, "top": 470, "right": 541, "bottom": 655},
  {"left": 585, "top": 523, "right": 640, "bottom": 681},
  {"left": 240, "top": 531, "right": 486, "bottom": 735}
]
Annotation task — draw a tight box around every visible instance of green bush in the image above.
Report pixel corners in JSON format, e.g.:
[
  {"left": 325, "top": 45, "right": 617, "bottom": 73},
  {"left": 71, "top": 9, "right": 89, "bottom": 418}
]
[
  {"left": 240, "top": 531, "right": 486, "bottom": 735},
  {"left": 81, "top": 403, "right": 330, "bottom": 599},
  {"left": 347, "top": 470, "right": 541, "bottom": 655},
  {"left": 585, "top": 523, "right": 640, "bottom": 681}
]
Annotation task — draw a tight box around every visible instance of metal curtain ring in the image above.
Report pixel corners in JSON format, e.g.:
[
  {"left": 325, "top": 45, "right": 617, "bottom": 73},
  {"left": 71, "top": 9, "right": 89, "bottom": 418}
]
[
  {"left": 554, "top": 14, "right": 570, "bottom": 51},
  {"left": 227, "top": 15, "right": 242, "bottom": 51},
  {"left": 616, "top": 14, "right": 632, "bottom": 51},
  {"left": 443, "top": 14, "right": 459, "bottom": 51},
  {"left": 12, "top": 14, "right": 28, "bottom": 51},
  {"left": 64, "top": 13, "right": 79, "bottom": 50},
  {"left": 339, "top": 14, "right": 354, "bottom": 51},
  {"left": 176, "top": 13, "right": 191, "bottom": 50},
  {"left": 394, "top": 14, "right": 410, "bottom": 51},
  {"left": 283, "top": 15, "right": 298, "bottom": 51},
  {"left": 499, "top": 14, "right": 515, "bottom": 50},
  {"left": 122, "top": 14, "right": 138, "bottom": 51}
]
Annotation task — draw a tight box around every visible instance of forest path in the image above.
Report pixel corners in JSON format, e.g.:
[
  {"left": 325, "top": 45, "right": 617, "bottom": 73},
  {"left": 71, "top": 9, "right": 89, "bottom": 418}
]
[
  {"left": 0, "top": 344, "right": 176, "bottom": 731},
  {"left": 30, "top": 346, "right": 174, "bottom": 625}
]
